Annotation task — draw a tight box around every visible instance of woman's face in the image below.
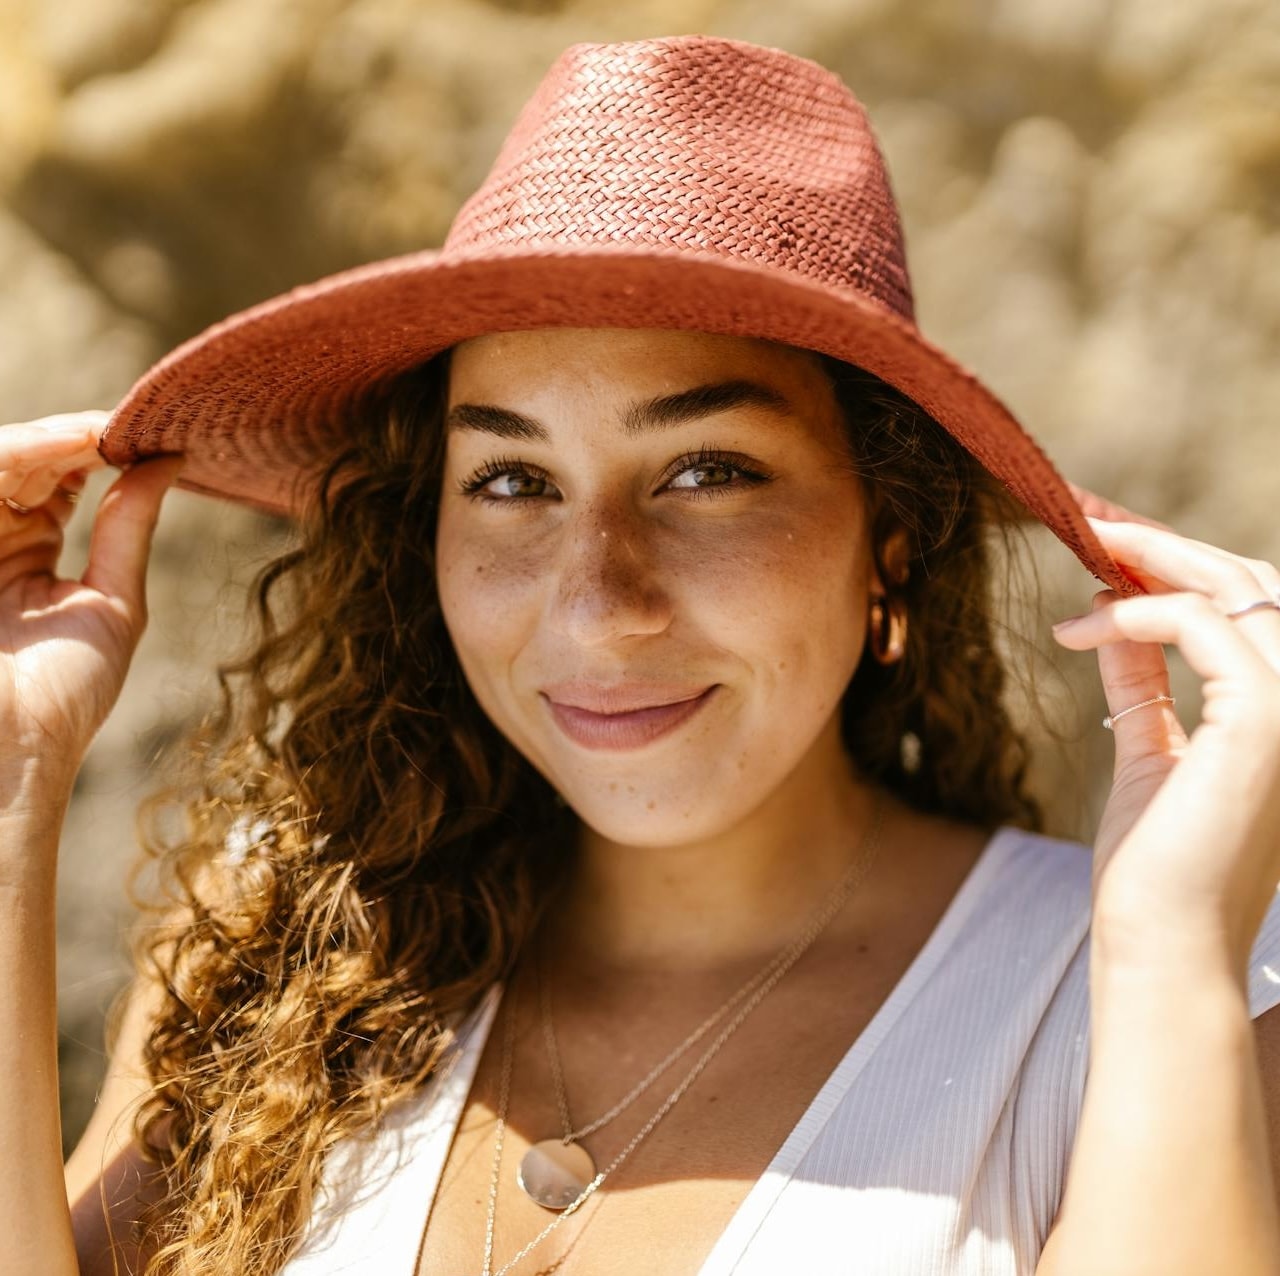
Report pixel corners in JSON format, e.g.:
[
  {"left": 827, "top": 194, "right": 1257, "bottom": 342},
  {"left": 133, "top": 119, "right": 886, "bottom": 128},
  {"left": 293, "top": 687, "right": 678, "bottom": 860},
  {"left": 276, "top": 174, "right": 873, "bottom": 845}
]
[{"left": 435, "top": 328, "right": 878, "bottom": 846}]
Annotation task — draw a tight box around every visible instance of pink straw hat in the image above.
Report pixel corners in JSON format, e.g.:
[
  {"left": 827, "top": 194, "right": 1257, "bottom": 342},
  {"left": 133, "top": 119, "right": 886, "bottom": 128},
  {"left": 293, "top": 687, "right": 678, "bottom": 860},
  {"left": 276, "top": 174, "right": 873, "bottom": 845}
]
[{"left": 97, "top": 34, "right": 1139, "bottom": 595}]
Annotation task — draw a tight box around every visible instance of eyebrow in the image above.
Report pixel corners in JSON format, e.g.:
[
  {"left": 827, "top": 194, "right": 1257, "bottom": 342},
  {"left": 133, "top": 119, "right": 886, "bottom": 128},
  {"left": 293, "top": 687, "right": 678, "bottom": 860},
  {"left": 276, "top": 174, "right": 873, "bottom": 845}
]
[{"left": 445, "top": 378, "right": 795, "bottom": 443}]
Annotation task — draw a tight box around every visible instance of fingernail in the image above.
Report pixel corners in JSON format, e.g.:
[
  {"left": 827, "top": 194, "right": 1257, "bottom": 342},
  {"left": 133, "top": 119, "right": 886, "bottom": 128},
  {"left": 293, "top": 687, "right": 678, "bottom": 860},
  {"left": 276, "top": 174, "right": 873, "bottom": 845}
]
[{"left": 1051, "top": 615, "right": 1085, "bottom": 632}]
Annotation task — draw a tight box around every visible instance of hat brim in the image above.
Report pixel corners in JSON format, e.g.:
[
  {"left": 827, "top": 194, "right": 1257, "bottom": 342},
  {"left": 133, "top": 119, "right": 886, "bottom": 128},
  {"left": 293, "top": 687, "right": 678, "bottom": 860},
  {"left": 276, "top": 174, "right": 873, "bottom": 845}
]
[{"left": 99, "top": 245, "right": 1140, "bottom": 595}]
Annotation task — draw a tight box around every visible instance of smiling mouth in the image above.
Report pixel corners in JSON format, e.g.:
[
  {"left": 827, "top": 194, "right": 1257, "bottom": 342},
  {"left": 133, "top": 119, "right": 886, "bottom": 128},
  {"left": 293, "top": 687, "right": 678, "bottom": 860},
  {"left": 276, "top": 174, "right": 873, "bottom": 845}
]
[{"left": 542, "top": 686, "right": 718, "bottom": 750}]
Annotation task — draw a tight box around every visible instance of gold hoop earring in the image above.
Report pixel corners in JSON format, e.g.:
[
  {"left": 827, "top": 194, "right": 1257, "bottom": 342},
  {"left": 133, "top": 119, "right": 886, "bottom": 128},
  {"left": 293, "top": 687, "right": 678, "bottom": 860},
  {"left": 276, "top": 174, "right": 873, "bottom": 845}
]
[{"left": 868, "top": 595, "right": 908, "bottom": 665}]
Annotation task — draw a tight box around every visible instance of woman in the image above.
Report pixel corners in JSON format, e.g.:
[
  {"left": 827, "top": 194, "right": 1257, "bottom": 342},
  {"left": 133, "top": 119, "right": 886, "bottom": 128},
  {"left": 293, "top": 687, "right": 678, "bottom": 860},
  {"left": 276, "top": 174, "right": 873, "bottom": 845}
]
[{"left": 4, "top": 34, "right": 1280, "bottom": 1276}]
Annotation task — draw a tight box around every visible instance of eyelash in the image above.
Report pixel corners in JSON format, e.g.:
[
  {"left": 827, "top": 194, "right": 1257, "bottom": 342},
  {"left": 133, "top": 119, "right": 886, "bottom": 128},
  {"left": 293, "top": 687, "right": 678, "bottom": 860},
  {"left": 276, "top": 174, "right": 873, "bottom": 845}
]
[{"left": 456, "top": 446, "right": 773, "bottom": 505}]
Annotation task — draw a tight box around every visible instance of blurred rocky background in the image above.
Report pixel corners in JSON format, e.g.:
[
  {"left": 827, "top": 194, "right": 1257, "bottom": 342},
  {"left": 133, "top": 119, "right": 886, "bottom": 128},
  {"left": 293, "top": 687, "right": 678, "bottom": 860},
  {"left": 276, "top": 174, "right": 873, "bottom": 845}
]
[{"left": 1, "top": 0, "right": 1275, "bottom": 1151}]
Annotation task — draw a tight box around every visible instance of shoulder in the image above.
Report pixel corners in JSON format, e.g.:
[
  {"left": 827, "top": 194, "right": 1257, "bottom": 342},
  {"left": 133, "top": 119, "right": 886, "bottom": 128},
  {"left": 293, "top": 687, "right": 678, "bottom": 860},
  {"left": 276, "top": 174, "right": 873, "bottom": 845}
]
[
  {"left": 979, "top": 823, "right": 1094, "bottom": 911},
  {"left": 888, "top": 815, "right": 1095, "bottom": 953}
]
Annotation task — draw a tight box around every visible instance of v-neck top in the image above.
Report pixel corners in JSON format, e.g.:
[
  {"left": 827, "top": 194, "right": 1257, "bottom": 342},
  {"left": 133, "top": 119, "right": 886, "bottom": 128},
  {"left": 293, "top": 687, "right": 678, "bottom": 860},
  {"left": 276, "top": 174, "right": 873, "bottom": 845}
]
[{"left": 277, "top": 825, "right": 1280, "bottom": 1275}]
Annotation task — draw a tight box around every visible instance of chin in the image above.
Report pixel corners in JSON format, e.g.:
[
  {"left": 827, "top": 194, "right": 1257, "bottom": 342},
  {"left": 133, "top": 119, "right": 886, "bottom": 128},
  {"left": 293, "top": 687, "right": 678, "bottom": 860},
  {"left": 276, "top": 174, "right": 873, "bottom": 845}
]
[{"left": 554, "top": 774, "right": 762, "bottom": 848}]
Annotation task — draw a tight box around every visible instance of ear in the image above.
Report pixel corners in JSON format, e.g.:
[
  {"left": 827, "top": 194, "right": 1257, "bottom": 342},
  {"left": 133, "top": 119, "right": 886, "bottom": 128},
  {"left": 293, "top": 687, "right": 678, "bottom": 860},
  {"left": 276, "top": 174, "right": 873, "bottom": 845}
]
[{"left": 873, "top": 523, "right": 912, "bottom": 592}]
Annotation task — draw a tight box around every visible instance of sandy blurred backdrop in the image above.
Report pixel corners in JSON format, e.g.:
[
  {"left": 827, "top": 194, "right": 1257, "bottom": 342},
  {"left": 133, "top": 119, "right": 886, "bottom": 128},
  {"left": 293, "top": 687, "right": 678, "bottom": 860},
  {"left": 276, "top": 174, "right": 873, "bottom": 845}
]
[{"left": 1, "top": 0, "right": 1276, "bottom": 1151}]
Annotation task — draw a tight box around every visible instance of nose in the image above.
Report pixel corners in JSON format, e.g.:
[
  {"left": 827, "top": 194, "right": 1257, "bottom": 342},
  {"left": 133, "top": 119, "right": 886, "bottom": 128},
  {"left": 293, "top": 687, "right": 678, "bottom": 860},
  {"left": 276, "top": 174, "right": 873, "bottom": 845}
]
[{"left": 546, "top": 501, "right": 673, "bottom": 647}]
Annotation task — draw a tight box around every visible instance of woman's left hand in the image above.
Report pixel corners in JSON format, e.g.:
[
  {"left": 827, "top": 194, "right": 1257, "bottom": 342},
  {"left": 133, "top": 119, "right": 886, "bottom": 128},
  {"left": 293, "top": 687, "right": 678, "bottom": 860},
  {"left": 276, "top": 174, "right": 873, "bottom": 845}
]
[{"left": 1051, "top": 514, "right": 1280, "bottom": 978}]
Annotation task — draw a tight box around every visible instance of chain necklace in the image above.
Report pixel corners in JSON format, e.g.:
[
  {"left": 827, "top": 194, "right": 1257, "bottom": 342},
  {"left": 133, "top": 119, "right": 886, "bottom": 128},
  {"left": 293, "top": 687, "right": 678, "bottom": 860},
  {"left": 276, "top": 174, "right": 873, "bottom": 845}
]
[
  {"left": 471, "top": 795, "right": 886, "bottom": 1276},
  {"left": 516, "top": 900, "right": 825, "bottom": 1210}
]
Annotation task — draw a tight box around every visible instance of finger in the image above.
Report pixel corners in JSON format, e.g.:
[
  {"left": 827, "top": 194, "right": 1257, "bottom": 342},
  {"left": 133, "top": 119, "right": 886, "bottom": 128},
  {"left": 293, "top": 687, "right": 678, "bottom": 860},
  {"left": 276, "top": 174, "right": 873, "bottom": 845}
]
[
  {"left": 1084, "top": 517, "right": 1280, "bottom": 668},
  {"left": 1077, "top": 591, "right": 1188, "bottom": 751},
  {"left": 1136, "top": 531, "right": 1280, "bottom": 593},
  {"left": 0, "top": 409, "right": 110, "bottom": 437},
  {"left": 1085, "top": 516, "right": 1280, "bottom": 601},
  {"left": 0, "top": 453, "right": 104, "bottom": 508},
  {"left": 81, "top": 454, "right": 185, "bottom": 624},
  {"left": 1085, "top": 514, "right": 1274, "bottom": 598},
  {"left": 59, "top": 468, "right": 90, "bottom": 499},
  {"left": 1232, "top": 555, "right": 1280, "bottom": 606},
  {"left": 1, "top": 465, "right": 94, "bottom": 532},
  {"left": 1053, "top": 591, "right": 1279, "bottom": 729},
  {"left": 4, "top": 466, "right": 96, "bottom": 520},
  {"left": 0, "top": 419, "right": 108, "bottom": 508},
  {"left": 48, "top": 472, "right": 89, "bottom": 525},
  {"left": 0, "top": 412, "right": 110, "bottom": 466}
]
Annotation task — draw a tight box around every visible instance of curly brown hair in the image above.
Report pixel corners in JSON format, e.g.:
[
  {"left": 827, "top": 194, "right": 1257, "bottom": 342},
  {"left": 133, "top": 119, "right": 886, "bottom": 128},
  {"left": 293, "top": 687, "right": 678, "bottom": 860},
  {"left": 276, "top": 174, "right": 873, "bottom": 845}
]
[
  {"left": 116, "top": 342, "right": 1043, "bottom": 1275},
  {"left": 821, "top": 355, "right": 1043, "bottom": 828}
]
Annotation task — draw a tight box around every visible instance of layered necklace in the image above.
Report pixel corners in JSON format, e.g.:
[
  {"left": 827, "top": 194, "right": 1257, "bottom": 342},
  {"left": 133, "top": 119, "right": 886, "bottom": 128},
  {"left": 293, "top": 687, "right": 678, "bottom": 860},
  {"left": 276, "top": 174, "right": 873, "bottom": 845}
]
[{"left": 468, "top": 795, "right": 886, "bottom": 1276}]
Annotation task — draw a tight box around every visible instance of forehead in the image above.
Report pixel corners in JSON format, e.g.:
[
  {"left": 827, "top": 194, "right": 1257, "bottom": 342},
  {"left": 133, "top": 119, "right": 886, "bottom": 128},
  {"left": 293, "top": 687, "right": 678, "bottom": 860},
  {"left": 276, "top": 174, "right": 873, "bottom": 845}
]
[{"left": 446, "top": 328, "right": 835, "bottom": 412}]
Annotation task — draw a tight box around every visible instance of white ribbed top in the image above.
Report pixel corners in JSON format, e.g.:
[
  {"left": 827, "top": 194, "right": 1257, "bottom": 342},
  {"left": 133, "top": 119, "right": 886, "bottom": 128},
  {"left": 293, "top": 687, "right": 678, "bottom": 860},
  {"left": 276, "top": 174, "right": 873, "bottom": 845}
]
[{"left": 279, "top": 826, "right": 1280, "bottom": 1275}]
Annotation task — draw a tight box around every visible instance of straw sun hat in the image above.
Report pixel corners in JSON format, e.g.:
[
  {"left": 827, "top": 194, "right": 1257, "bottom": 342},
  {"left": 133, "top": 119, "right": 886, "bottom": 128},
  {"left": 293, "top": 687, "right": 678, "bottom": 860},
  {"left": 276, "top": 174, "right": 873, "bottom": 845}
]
[{"left": 97, "top": 34, "right": 1138, "bottom": 596}]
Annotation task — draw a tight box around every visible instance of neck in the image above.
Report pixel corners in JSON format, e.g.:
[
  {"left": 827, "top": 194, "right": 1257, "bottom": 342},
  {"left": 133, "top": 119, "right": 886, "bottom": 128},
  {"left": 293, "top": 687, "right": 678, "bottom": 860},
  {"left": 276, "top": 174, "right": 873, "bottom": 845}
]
[{"left": 537, "top": 718, "right": 894, "bottom": 980}]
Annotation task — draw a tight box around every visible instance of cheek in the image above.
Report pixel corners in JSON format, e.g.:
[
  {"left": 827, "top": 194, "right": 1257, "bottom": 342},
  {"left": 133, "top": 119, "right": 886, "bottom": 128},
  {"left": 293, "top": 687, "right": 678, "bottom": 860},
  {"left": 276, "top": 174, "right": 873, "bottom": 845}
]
[
  {"left": 434, "top": 515, "right": 547, "bottom": 684},
  {"left": 682, "top": 512, "right": 869, "bottom": 689}
]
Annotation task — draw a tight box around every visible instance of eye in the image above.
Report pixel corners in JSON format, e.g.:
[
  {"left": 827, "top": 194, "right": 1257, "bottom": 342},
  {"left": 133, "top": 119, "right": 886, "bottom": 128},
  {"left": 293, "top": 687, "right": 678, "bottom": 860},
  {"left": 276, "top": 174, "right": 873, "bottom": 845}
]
[
  {"left": 482, "top": 471, "right": 550, "bottom": 500},
  {"left": 457, "top": 455, "right": 557, "bottom": 504},
  {"left": 668, "top": 463, "right": 734, "bottom": 489},
  {"left": 664, "top": 447, "right": 772, "bottom": 498}
]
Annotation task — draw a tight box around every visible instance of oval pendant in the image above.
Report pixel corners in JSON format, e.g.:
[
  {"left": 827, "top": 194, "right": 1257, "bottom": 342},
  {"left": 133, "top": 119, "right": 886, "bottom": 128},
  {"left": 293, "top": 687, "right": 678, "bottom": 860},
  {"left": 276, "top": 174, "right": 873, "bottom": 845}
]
[{"left": 517, "top": 1138, "right": 597, "bottom": 1211}]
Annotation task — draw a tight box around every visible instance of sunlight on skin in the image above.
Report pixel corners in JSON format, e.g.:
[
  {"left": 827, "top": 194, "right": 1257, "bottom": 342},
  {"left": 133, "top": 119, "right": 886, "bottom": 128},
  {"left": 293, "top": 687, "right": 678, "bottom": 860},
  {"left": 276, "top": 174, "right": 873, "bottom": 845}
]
[{"left": 434, "top": 328, "right": 895, "bottom": 969}]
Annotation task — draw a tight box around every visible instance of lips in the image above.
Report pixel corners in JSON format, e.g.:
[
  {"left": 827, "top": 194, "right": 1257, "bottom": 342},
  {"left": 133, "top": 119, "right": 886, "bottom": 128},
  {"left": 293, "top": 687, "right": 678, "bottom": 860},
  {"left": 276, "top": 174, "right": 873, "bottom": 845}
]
[
  {"left": 539, "top": 682, "right": 717, "bottom": 714},
  {"left": 541, "top": 684, "right": 718, "bottom": 750}
]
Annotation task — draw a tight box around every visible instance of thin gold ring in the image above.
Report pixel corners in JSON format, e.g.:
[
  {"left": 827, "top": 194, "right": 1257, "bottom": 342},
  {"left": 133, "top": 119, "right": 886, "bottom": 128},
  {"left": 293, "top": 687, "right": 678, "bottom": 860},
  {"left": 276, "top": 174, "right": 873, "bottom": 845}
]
[
  {"left": 3, "top": 496, "right": 33, "bottom": 514},
  {"left": 1102, "top": 694, "right": 1176, "bottom": 731}
]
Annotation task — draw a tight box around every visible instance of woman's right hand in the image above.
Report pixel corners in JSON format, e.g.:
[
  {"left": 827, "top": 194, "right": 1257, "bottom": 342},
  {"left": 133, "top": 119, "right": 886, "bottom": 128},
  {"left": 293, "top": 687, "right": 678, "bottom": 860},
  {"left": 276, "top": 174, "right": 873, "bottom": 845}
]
[{"left": 0, "top": 410, "right": 185, "bottom": 803}]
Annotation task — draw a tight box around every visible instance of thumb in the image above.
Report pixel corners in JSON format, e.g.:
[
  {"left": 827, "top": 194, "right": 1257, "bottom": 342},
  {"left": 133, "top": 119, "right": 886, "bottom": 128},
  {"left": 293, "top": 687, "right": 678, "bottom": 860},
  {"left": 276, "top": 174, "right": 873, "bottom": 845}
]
[{"left": 81, "top": 453, "right": 185, "bottom": 622}]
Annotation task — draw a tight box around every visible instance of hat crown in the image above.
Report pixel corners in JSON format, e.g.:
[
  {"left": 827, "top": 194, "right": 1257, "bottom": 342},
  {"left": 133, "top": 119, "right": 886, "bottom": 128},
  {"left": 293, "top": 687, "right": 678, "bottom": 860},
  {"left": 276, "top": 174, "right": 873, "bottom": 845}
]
[{"left": 441, "top": 36, "right": 915, "bottom": 323}]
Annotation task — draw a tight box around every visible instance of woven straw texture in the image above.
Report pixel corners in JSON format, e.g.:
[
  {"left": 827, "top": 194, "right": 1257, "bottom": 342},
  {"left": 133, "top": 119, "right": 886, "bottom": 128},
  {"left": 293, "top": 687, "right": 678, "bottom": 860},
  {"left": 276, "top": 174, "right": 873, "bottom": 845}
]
[{"left": 96, "top": 35, "right": 1136, "bottom": 595}]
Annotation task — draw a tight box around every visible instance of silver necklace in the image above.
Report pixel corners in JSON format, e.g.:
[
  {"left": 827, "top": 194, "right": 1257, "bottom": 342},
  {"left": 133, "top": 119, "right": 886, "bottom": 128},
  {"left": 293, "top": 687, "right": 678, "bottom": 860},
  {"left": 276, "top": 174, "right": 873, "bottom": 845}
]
[
  {"left": 516, "top": 913, "right": 809, "bottom": 1211},
  {"left": 472, "top": 796, "right": 886, "bottom": 1276}
]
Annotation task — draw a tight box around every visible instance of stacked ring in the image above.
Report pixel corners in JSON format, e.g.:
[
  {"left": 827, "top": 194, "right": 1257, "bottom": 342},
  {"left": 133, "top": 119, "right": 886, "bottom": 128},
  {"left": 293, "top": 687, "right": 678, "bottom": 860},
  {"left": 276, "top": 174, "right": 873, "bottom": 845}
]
[{"left": 1225, "top": 598, "right": 1280, "bottom": 621}]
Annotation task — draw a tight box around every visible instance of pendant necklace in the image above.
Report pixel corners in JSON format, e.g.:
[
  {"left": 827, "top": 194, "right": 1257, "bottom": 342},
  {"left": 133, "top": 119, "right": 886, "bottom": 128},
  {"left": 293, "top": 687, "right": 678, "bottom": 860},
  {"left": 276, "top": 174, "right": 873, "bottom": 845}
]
[
  {"left": 470, "top": 796, "right": 886, "bottom": 1276},
  {"left": 514, "top": 920, "right": 803, "bottom": 1210}
]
